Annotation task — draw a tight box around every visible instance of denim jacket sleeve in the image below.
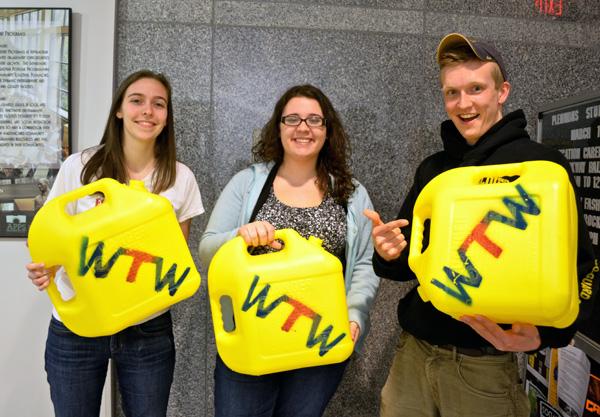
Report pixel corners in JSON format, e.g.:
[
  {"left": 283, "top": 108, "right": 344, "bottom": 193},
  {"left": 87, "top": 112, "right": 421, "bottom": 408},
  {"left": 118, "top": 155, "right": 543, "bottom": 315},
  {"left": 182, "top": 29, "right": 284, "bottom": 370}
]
[
  {"left": 198, "top": 169, "right": 254, "bottom": 269},
  {"left": 345, "top": 182, "right": 380, "bottom": 350}
]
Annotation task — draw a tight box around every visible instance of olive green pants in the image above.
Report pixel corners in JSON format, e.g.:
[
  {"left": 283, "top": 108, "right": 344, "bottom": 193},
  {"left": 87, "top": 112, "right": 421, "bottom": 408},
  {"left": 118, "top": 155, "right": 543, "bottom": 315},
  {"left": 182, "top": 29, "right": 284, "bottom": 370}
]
[{"left": 380, "top": 331, "right": 529, "bottom": 417}]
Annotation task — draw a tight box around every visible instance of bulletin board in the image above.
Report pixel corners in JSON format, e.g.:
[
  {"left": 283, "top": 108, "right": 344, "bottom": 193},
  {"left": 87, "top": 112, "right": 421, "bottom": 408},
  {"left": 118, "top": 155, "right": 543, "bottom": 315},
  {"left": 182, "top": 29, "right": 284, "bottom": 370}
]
[
  {"left": 529, "top": 92, "right": 600, "bottom": 417},
  {"left": 537, "top": 90, "right": 600, "bottom": 346}
]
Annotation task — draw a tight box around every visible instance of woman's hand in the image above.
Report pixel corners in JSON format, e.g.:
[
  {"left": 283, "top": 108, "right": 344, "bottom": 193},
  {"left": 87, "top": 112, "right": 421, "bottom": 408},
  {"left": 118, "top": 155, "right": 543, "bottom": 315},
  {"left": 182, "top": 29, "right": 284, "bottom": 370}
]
[
  {"left": 237, "top": 221, "right": 282, "bottom": 249},
  {"left": 350, "top": 321, "right": 360, "bottom": 343},
  {"left": 26, "top": 262, "right": 55, "bottom": 291}
]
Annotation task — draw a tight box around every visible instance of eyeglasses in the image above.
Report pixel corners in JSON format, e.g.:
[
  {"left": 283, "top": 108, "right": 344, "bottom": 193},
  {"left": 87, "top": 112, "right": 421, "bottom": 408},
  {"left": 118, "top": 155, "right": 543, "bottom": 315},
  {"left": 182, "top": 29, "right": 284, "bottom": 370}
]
[{"left": 280, "top": 114, "right": 326, "bottom": 127}]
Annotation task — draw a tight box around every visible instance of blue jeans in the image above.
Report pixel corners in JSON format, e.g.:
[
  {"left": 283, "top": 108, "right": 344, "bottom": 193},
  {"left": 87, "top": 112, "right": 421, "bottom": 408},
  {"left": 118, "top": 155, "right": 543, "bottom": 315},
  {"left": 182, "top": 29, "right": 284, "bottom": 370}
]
[
  {"left": 214, "top": 355, "right": 348, "bottom": 417},
  {"left": 44, "top": 312, "right": 175, "bottom": 417}
]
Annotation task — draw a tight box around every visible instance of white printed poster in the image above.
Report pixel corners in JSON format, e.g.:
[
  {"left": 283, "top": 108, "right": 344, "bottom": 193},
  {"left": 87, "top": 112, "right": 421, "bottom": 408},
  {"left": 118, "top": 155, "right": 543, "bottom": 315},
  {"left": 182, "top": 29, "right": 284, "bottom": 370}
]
[{"left": 0, "top": 8, "right": 70, "bottom": 236}]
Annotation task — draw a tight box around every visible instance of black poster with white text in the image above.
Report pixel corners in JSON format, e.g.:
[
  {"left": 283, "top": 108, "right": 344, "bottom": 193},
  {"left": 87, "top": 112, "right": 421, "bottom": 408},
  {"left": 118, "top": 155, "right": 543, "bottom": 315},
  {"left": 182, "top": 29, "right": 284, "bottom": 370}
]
[{"left": 539, "top": 96, "right": 600, "bottom": 344}]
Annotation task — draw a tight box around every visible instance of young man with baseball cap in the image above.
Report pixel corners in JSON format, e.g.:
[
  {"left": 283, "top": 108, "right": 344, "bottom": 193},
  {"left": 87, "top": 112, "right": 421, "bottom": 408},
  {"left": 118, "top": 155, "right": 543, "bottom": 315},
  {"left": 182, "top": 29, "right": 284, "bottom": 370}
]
[{"left": 364, "top": 33, "right": 596, "bottom": 417}]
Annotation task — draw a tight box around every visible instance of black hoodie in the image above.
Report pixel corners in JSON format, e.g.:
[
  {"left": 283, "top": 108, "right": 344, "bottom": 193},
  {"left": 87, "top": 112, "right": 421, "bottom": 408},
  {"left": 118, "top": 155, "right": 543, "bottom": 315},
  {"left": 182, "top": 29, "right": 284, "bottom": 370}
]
[{"left": 373, "top": 110, "right": 597, "bottom": 349}]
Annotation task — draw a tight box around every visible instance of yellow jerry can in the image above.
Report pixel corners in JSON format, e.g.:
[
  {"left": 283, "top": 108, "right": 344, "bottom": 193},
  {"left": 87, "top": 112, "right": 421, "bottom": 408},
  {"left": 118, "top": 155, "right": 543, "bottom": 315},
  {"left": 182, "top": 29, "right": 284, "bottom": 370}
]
[
  {"left": 409, "top": 161, "right": 578, "bottom": 328},
  {"left": 28, "top": 178, "right": 201, "bottom": 337},
  {"left": 208, "top": 228, "right": 353, "bottom": 375}
]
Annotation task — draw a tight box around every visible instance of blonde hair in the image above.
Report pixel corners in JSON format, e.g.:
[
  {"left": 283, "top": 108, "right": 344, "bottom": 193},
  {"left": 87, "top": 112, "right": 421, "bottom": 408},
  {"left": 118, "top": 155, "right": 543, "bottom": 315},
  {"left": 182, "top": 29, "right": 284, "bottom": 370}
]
[{"left": 439, "top": 45, "right": 504, "bottom": 89}]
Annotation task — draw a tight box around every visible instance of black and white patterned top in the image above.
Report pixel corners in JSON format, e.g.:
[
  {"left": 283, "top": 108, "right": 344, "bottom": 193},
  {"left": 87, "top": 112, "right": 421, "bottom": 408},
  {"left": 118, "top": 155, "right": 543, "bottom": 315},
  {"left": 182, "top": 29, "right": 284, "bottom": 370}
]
[{"left": 253, "top": 187, "right": 347, "bottom": 259}]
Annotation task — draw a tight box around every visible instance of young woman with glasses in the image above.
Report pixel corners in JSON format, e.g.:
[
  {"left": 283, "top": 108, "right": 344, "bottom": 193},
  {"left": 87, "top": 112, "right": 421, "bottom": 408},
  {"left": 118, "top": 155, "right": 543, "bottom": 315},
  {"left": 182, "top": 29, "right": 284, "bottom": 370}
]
[{"left": 199, "top": 84, "right": 379, "bottom": 417}]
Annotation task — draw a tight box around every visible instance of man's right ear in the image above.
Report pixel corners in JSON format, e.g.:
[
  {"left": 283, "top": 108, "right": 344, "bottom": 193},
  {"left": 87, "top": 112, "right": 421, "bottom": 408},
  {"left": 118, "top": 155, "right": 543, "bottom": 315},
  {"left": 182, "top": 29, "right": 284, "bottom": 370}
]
[{"left": 498, "top": 81, "right": 511, "bottom": 105}]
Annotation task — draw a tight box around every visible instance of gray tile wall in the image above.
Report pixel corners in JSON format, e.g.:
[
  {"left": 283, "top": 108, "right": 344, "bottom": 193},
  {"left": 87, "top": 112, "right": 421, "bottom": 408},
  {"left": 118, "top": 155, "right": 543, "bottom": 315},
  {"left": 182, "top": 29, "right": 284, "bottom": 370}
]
[{"left": 115, "top": 1, "right": 600, "bottom": 415}]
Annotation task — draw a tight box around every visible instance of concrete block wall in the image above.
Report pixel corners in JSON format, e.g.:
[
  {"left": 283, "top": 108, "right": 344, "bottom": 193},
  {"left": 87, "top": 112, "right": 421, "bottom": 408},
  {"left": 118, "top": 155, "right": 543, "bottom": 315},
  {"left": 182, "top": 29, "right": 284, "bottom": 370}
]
[{"left": 115, "top": 1, "right": 600, "bottom": 415}]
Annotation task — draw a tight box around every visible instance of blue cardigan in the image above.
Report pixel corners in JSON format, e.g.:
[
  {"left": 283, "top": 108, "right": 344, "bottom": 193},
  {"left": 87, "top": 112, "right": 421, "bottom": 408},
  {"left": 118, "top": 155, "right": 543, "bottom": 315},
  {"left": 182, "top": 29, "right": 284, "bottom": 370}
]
[{"left": 199, "top": 162, "right": 380, "bottom": 351}]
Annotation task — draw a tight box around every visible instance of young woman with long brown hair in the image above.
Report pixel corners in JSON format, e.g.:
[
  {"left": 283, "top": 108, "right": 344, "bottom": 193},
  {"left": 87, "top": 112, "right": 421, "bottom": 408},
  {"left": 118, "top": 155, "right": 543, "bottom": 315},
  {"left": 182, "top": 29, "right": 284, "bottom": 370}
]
[{"left": 26, "top": 70, "right": 203, "bottom": 417}]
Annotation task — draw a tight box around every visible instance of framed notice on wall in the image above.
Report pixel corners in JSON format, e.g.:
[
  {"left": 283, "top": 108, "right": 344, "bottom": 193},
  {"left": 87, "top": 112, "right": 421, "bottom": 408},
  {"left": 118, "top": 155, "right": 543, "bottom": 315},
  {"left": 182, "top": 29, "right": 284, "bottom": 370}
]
[
  {"left": 537, "top": 90, "right": 600, "bottom": 347},
  {"left": 0, "top": 8, "right": 71, "bottom": 237}
]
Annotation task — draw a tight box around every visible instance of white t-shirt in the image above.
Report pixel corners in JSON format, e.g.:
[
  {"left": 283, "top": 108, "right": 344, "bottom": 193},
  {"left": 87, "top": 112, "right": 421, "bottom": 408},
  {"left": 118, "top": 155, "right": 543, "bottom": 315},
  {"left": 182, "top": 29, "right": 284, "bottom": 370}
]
[{"left": 46, "top": 147, "right": 204, "bottom": 321}]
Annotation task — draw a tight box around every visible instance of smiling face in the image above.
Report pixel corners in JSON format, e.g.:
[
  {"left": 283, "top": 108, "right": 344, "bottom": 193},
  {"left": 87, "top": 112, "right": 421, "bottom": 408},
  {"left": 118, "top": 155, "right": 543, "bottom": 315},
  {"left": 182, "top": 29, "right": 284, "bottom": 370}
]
[
  {"left": 441, "top": 60, "right": 510, "bottom": 145},
  {"left": 279, "top": 96, "right": 327, "bottom": 164},
  {"left": 116, "top": 77, "right": 168, "bottom": 146}
]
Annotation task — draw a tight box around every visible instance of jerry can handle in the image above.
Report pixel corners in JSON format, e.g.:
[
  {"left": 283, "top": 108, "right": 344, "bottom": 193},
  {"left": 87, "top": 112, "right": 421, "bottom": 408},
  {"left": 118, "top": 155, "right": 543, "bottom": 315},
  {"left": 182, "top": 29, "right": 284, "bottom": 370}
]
[
  {"left": 272, "top": 228, "right": 302, "bottom": 252},
  {"left": 409, "top": 213, "right": 427, "bottom": 270},
  {"left": 233, "top": 228, "right": 306, "bottom": 258},
  {"left": 216, "top": 295, "right": 236, "bottom": 333},
  {"left": 409, "top": 212, "right": 431, "bottom": 303},
  {"left": 46, "top": 270, "right": 77, "bottom": 312},
  {"left": 53, "top": 179, "right": 114, "bottom": 215}
]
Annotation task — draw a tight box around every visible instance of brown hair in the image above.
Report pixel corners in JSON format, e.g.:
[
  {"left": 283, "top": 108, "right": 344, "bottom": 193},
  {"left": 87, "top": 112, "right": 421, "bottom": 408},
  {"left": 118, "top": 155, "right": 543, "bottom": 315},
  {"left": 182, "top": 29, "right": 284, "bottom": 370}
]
[
  {"left": 252, "top": 84, "right": 355, "bottom": 205},
  {"left": 81, "top": 70, "right": 176, "bottom": 194},
  {"left": 439, "top": 45, "right": 504, "bottom": 89}
]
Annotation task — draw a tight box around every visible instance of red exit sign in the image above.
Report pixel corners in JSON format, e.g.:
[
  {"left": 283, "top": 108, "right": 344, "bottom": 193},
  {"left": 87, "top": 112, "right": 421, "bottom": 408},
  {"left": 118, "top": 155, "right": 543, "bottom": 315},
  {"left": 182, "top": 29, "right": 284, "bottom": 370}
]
[{"left": 535, "top": 0, "right": 563, "bottom": 16}]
